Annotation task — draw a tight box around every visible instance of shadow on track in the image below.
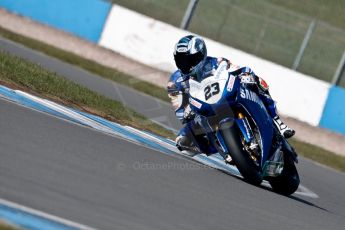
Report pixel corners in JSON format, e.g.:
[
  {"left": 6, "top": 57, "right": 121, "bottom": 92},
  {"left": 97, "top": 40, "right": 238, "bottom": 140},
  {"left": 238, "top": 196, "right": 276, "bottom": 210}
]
[
  {"left": 288, "top": 195, "right": 330, "bottom": 213},
  {"left": 216, "top": 169, "right": 330, "bottom": 213}
]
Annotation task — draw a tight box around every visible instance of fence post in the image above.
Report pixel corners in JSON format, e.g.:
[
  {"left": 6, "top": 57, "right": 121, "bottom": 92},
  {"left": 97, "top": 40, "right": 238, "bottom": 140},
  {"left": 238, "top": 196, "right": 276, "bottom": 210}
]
[
  {"left": 332, "top": 50, "right": 345, "bottom": 86},
  {"left": 292, "top": 19, "right": 316, "bottom": 70},
  {"left": 180, "top": 0, "right": 199, "bottom": 30}
]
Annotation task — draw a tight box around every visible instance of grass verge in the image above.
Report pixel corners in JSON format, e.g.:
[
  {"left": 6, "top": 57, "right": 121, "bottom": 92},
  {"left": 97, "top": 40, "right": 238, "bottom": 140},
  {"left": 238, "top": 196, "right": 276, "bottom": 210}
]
[
  {"left": 0, "top": 221, "right": 19, "bottom": 230},
  {"left": 1, "top": 26, "right": 345, "bottom": 173},
  {"left": 290, "top": 139, "right": 345, "bottom": 173},
  {"left": 0, "top": 26, "right": 170, "bottom": 102},
  {"left": 0, "top": 50, "right": 174, "bottom": 139}
]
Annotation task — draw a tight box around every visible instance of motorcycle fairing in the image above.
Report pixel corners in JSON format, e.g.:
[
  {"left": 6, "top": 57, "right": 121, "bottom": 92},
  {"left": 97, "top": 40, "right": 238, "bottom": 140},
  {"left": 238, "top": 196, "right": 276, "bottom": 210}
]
[{"left": 189, "top": 66, "right": 275, "bottom": 167}]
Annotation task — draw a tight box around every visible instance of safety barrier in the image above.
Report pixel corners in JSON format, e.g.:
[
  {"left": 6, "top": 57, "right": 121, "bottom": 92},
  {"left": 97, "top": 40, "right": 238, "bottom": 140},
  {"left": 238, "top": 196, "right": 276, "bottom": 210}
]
[
  {"left": 320, "top": 86, "right": 345, "bottom": 134},
  {"left": 0, "top": 2, "right": 343, "bottom": 135},
  {"left": 0, "top": 0, "right": 111, "bottom": 42}
]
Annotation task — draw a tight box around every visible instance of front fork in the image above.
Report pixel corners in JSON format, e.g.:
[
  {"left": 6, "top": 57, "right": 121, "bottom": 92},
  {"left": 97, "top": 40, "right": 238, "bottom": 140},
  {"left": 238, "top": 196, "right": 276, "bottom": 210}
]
[
  {"left": 217, "top": 113, "right": 255, "bottom": 148},
  {"left": 201, "top": 112, "right": 256, "bottom": 162},
  {"left": 196, "top": 115, "right": 229, "bottom": 160}
]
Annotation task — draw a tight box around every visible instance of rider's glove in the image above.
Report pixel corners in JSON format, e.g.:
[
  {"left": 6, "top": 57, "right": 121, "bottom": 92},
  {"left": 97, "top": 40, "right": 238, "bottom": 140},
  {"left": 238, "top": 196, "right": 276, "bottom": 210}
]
[
  {"left": 183, "top": 104, "right": 195, "bottom": 121},
  {"left": 168, "top": 92, "right": 183, "bottom": 111},
  {"left": 217, "top": 57, "right": 232, "bottom": 69}
]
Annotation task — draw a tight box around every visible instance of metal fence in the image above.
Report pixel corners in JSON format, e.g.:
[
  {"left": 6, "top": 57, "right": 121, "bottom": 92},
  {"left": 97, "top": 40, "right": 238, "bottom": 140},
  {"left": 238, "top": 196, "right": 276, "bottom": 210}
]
[{"left": 111, "top": 0, "right": 345, "bottom": 86}]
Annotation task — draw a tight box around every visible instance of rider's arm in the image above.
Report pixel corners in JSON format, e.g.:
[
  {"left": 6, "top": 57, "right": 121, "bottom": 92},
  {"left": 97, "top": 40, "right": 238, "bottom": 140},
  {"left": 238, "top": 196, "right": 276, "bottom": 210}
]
[
  {"left": 214, "top": 57, "right": 260, "bottom": 86},
  {"left": 169, "top": 95, "right": 194, "bottom": 124},
  {"left": 167, "top": 70, "right": 194, "bottom": 124},
  {"left": 230, "top": 66, "right": 270, "bottom": 92}
]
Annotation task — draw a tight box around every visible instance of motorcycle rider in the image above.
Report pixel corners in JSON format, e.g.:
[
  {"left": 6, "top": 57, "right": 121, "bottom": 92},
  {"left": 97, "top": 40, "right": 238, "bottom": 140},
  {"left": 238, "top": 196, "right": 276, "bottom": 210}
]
[{"left": 167, "top": 35, "right": 295, "bottom": 157}]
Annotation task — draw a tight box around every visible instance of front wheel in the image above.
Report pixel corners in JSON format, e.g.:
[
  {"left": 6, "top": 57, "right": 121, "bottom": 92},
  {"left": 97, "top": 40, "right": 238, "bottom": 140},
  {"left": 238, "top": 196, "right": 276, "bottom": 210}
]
[
  {"left": 220, "top": 121, "right": 263, "bottom": 185},
  {"left": 268, "top": 154, "right": 300, "bottom": 196}
]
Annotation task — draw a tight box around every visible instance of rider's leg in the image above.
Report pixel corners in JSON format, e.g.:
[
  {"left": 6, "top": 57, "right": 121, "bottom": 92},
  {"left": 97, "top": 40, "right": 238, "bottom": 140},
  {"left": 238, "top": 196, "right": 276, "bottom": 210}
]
[
  {"left": 256, "top": 77, "right": 295, "bottom": 138},
  {"left": 176, "top": 117, "right": 242, "bottom": 164},
  {"left": 176, "top": 120, "right": 217, "bottom": 155},
  {"left": 194, "top": 116, "right": 233, "bottom": 164},
  {"left": 175, "top": 125, "right": 196, "bottom": 152}
]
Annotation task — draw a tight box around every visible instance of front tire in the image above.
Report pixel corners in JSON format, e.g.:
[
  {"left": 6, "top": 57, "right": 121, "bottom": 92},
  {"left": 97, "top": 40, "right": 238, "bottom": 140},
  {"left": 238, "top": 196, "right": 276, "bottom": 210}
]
[
  {"left": 268, "top": 154, "right": 300, "bottom": 196},
  {"left": 220, "top": 121, "right": 263, "bottom": 185}
]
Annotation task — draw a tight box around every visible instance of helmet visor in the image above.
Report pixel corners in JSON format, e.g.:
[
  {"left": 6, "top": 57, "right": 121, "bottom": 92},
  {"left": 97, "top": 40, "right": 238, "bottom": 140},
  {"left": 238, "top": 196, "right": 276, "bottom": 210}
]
[{"left": 174, "top": 52, "right": 205, "bottom": 74}]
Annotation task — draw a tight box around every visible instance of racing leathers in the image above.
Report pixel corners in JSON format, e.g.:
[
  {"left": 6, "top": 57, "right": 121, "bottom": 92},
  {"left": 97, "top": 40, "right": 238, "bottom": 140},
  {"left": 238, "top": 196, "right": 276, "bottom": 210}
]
[{"left": 167, "top": 56, "right": 295, "bottom": 157}]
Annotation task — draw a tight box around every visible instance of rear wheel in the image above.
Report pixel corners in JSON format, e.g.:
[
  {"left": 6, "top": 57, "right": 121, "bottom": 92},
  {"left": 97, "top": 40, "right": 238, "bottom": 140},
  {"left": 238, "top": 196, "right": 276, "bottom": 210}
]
[
  {"left": 268, "top": 154, "right": 300, "bottom": 195},
  {"left": 220, "top": 121, "right": 262, "bottom": 185}
]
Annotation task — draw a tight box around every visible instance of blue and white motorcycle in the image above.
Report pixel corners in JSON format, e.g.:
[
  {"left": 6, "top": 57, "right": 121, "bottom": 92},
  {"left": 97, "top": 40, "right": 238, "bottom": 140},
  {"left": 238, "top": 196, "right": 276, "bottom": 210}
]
[{"left": 188, "top": 62, "right": 300, "bottom": 195}]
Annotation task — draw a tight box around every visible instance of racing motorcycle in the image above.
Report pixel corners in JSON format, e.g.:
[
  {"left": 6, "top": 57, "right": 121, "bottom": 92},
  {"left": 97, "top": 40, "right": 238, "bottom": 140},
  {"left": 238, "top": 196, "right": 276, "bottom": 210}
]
[{"left": 188, "top": 62, "right": 300, "bottom": 195}]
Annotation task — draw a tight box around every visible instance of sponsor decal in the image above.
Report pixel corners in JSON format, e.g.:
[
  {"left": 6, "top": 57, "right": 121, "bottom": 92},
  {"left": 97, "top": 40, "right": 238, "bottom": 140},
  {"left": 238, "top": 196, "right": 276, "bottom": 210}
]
[
  {"left": 176, "top": 111, "right": 184, "bottom": 118},
  {"left": 243, "top": 121, "right": 251, "bottom": 138},
  {"left": 259, "top": 78, "right": 269, "bottom": 90},
  {"left": 240, "top": 88, "right": 246, "bottom": 98},
  {"left": 227, "top": 75, "right": 236, "bottom": 92},
  {"left": 240, "top": 74, "right": 255, "bottom": 84},
  {"left": 240, "top": 89, "right": 264, "bottom": 109},
  {"left": 176, "top": 76, "right": 184, "bottom": 82},
  {"left": 179, "top": 42, "right": 189, "bottom": 46},
  {"left": 238, "top": 119, "right": 251, "bottom": 140},
  {"left": 189, "top": 98, "right": 202, "bottom": 109},
  {"left": 177, "top": 47, "right": 188, "bottom": 52},
  {"left": 241, "top": 119, "right": 253, "bottom": 139}
]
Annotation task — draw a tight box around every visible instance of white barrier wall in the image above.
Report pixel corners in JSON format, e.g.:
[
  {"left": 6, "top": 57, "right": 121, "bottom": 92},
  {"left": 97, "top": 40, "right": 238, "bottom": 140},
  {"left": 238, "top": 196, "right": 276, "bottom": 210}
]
[{"left": 100, "top": 4, "right": 330, "bottom": 126}]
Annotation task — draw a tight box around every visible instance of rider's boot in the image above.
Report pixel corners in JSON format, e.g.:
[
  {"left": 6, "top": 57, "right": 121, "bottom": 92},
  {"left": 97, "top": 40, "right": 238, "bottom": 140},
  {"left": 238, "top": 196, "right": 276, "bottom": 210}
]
[
  {"left": 224, "top": 154, "right": 235, "bottom": 165},
  {"left": 175, "top": 135, "right": 200, "bottom": 154},
  {"left": 273, "top": 116, "right": 295, "bottom": 139}
]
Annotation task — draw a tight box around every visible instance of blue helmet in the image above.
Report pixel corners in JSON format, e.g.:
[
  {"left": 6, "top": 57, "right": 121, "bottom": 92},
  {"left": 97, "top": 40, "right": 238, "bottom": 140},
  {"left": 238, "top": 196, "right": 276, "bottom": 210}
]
[{"left": 173, "top": 35, "right": 207, "bottom": 76}]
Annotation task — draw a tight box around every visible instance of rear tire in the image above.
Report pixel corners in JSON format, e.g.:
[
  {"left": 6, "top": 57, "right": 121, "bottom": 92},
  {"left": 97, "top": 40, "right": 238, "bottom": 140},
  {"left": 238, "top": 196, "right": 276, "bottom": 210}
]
[
  {"left": 220, "top": 121, "right": 262, "bottom": 185},
  {"left": 268, "top": 154, "right": 300, "bottom": 196}
]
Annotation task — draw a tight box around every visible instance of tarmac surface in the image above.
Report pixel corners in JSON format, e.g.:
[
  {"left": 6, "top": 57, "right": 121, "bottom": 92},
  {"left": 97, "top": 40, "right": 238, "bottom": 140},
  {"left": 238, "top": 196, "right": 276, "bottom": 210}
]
[{"left": 1, "top": 98, "right": 345, "bottom": 230}]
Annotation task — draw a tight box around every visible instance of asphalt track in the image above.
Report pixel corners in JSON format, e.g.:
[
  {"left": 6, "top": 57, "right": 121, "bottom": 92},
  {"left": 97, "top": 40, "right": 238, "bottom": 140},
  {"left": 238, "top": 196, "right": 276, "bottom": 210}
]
[
  {"left": 1, "top": 37, "right": 345, "bottom": 229},
  {"left": 1, "top": 92, "right": 345, "bottom": 230}
]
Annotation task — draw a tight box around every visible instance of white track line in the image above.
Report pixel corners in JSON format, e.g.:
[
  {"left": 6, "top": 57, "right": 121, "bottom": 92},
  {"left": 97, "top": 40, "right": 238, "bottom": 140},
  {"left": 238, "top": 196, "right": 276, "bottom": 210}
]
[
  {"left": 15, "top": 90, "right": 114, "bottom": 133},
  {"left": 0, "top": 198, "right": 97, "bottom": 230}
]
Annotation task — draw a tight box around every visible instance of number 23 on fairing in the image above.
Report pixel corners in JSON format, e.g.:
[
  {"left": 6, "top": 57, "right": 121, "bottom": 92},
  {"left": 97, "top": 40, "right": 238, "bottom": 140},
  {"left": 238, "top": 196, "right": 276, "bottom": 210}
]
[
  {"left": 189, "top": 72, "right": 229, "bottom": 104},
  {"left": 204, "top": 82, "right": 220, "bottom": 100}
]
